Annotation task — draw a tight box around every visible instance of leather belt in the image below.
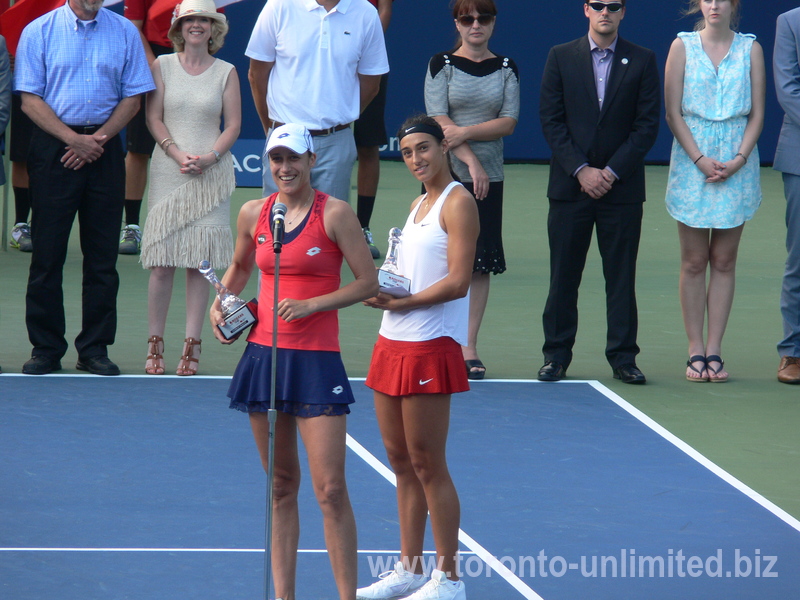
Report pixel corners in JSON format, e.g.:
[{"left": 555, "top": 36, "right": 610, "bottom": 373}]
[
  {"left": 267, "top": 119, "right": 351, "bottom": 137},
  {"left": 68, "top": 125, "right": 101, "bottom": 134}
]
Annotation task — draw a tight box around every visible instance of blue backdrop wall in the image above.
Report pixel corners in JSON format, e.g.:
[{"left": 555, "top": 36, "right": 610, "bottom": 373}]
[{"left": 117, "top": 0, "right": 800, "bottom": 186}]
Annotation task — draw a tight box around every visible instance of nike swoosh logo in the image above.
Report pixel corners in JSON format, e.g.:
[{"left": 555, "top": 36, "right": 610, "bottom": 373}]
[{"left": 419, "top": 378, "right": 433, "bottom": 385}]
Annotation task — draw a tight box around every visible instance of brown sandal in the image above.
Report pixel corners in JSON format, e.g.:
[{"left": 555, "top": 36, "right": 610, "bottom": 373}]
[
  {"left": 176, "top": 337, "right": 201, "bottom": 376},
  {"left": 145, "top": 335, "right": 165, "bottom": 375}
]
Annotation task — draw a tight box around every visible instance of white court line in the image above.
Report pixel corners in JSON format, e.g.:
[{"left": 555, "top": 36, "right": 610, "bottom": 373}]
[
  {"left": 0, "top": 548, "right": 473, "bottom": 554},
  {"left": 589, "top": 380, "right": 800, "bottom": 534},
  {"left": 0, "top": 375, "right": 595, "bottom": 382},
  {"left": 345, "top": 434, "right": 546, "bottom": 600}
]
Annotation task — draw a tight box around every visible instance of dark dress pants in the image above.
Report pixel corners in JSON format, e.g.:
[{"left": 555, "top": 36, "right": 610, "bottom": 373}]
[
  {"left": 542, "top": 197, "right": 643, "bottom": 370},
  {"left": 26, "top": 126, "right": 125, "bottom": 360}
]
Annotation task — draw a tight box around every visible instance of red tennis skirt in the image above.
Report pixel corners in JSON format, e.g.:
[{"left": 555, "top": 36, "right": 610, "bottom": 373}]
[{"left": 366, "top": 335, "right": 470, "bottom": 397}]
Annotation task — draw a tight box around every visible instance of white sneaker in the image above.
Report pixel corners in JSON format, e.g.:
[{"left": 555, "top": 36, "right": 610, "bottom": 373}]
[
  {"left": 356, "top": 561, "right": 428, "bottom": 600},
  {"left": 403, "top": 569, "right": 465, "bottom": 600}
]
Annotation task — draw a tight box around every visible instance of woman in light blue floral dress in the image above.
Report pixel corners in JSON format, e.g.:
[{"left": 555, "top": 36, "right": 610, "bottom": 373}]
[{"left": 664, "top": 0, "right": 765, "bottom": 382}]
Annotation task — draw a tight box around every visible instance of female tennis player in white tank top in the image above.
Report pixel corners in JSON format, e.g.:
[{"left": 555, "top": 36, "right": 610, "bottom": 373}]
[{"left": 361, "top": 115, "right": 479, "bottom": 600}]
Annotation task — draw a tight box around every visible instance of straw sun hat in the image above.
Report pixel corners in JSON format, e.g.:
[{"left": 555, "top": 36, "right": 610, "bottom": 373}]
[{"left": 168, "top": 0, "right": 227, "bottom": 38}]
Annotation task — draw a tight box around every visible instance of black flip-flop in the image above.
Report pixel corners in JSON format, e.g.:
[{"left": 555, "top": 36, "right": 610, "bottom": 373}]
[
  {"left": 465, "top": 359, "right": 486, "bottom": 380},
  {"left": 705, "top": 355, "right": 728, "bottom": 383},
  {"left": 686, "top": 354, "right": 708, "bottom": 382}
]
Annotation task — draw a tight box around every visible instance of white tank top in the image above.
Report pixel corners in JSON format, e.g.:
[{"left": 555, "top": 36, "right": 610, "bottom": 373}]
[{"left": 379, "top": 181, "right": 469, "bottom": 345}]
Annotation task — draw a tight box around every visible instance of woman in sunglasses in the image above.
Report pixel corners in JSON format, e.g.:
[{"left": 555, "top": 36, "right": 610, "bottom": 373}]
[
  {"left": 424, "top": 0, "right": 519, "bottom": 382},
  {"left": 664, "top": 0, "right": 765, "bottom": 382}
]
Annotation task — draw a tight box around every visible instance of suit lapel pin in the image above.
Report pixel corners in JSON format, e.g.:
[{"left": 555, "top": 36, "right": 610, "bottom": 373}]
[{"left": 622, "top": 58, "right": 629, "bottom": 65}]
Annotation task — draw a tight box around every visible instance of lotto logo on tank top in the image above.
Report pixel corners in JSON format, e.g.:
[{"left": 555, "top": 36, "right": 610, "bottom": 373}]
[{"left": 307, "top": 247, "right": 321, "bottom": 256}]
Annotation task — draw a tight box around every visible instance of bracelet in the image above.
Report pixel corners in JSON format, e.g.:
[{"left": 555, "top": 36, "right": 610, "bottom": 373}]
[
  {"left": 693, "top": 154, "right": 704, "bottom": 165},
  {"left": 736, "top": 152, "right": 748, "bottom": 164},
  {"left": 158, "top": 137, "right": 171, "bottom": 148},
  {"left": 162, "top": 140, "right": 175, "bottom": 153},
  {"left": 211, "top": 149, "right": 220, "bottom": 162}
]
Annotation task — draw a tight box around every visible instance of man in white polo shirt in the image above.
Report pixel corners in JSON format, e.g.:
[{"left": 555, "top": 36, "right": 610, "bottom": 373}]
[{"left": 246, "top": 0, "right": 389, "bottom": 201}]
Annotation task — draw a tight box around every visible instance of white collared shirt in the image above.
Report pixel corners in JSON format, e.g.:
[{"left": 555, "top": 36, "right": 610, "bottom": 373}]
[{"left": 246, "top": 0, "right": 389, "bottom": 130}]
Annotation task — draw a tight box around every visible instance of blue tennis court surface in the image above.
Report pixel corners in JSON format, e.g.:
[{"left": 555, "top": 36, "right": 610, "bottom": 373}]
[{"left": 1, "top": 376, "right": 798, "bottom": 600}]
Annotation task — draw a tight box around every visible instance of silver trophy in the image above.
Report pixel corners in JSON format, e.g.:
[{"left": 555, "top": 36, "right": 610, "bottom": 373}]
[
  {"left": 378, "top": 227, "right": 411, "bottom": 297},
  {"left": 199, "top": 260, "right": 257, "bottom": 340}
]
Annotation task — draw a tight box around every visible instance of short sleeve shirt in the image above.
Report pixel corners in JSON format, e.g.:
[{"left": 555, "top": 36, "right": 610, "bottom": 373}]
[
  {"left": 245, "top": 0, "right": 389, "bottom": 130},
  {"left": 15, "top": 4, "right": 155, "bottom": 126}
]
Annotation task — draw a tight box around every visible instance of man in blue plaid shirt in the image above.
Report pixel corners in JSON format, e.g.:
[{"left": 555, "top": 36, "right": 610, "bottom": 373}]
[{"left": 15, "top": 0, "right": 155, "bottom": 376}]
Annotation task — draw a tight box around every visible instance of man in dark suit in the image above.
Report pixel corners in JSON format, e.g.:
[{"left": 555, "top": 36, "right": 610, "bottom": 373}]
[
  {"left": 538, "top": 0, "right": 660, "bottom": 384},
  {"left": 775, "top": 7, "right": 800, "bottom": 384}
]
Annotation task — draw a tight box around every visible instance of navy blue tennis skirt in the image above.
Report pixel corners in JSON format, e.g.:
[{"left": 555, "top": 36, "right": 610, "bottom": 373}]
[{"left": 228, "top": 342, "right": 355, "bottom": 417}]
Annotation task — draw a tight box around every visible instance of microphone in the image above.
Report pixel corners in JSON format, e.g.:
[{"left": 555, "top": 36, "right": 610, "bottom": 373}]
[{"left": 272, "top": 202, "right": 287, "bottom": 252}]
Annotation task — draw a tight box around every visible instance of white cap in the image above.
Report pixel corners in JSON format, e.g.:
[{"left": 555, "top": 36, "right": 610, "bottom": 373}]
[{"left": 266, "top": 123, "right": 315, "bottom": 155}]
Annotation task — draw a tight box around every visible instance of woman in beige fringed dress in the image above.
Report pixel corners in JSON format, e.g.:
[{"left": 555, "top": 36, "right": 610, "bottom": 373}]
[{"left": 141, "top": 0, "right": 241, "bottom": 375}]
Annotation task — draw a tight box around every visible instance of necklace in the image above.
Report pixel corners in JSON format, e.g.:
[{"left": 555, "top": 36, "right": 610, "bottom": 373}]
[{"left": 286, "top": 192, "right": 314, "bottom": 225}]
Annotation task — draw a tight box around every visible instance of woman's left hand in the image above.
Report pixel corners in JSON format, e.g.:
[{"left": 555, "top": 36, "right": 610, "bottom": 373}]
[
  {"left": 467, "top": 160, "right": 489, "bottom": 200},
  {"left": 277, "top": 297, "right": 316, "bottom": 322},
  {"left": 363, "top": 292, "right": 401, "bottom": 311},
  {"left": 717, "top": 155, "right": 746, "bottom": 180},
  {"left": 705, "top": 155, "right": 746, "bottom": 183}
]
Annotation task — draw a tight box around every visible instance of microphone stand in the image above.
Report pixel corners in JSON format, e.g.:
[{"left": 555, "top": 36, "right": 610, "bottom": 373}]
[{"left": 264, "top": 213, "right": 284, "bottom": 600}]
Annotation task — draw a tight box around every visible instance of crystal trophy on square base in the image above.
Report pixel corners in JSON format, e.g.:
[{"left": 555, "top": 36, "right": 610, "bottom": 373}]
[
  {"left": 199, "top": 260, "right": 258, "bottom": 340},
  {"left": 377, "top": 227, "right": 411, "bottom": 297}
]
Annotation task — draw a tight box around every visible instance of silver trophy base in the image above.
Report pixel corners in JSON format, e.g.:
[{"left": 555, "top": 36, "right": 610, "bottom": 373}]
[
  {"left": 218, "top": 300, "right": 258, "bottom": 340},
  {"left": 378, "top": 269, "right": 411, "bottom": 298}
]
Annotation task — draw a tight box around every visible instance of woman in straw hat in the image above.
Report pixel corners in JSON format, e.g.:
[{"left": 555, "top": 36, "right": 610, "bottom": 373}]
[{"left": 141, "top": 0, "right": 241, "bottom": 376}]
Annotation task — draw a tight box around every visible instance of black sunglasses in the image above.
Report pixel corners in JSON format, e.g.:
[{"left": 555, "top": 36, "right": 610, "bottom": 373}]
[
  {"left": 457, "top": 14, "right": 495, "bottom": 26},
  {"left": 587, "top": 2, "right": 624, "bottom": 12}
]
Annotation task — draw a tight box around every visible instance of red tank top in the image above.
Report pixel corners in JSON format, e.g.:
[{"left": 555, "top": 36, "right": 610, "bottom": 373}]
[{"left": 247, "top": 192, "right": 343, "bottom": 351}]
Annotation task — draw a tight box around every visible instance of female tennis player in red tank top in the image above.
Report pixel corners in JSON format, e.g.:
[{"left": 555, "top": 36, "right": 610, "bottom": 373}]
[{"left": 210, "top": 123, "right": 378, "bottom": 600}]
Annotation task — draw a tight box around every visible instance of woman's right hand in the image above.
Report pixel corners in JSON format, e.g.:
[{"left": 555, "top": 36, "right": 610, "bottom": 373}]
[
  {"left": 441, "top": 123, "right": 469, "bottom": 149},
  {"left": 210, "top": 302, "right": 239, "bottom": 344},
  {"left": 696, "top": 155, "right": 728, "bottom": 183}
]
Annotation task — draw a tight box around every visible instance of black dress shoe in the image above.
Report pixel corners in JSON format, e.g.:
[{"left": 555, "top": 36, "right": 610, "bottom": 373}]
[
  {"left": 538, "top": 361, "right": 566, "bottom": 381},
  {"left": 613, "top": 364, "right": 646, "bottom": 384},
  {"left": 76, "top": 356, "right": 120, "bottom": 376},
  {"left": 22, "top": 355, "right": 62, "bottom": 375}
]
